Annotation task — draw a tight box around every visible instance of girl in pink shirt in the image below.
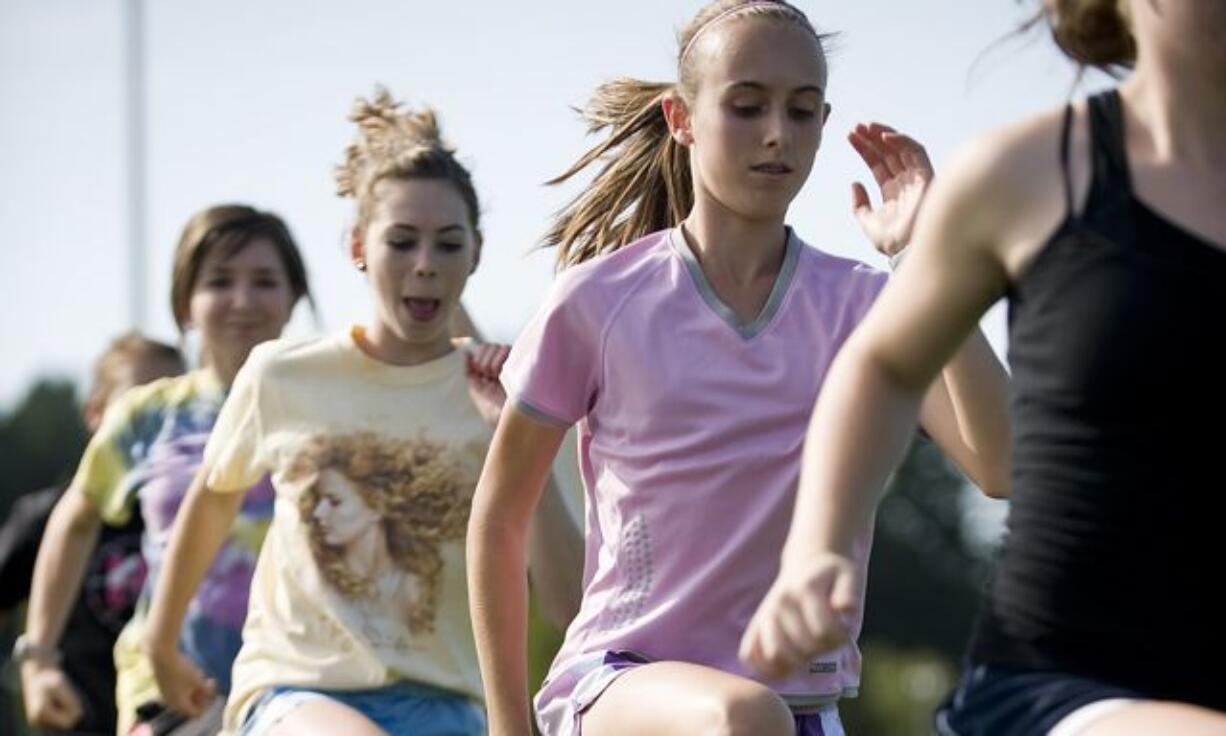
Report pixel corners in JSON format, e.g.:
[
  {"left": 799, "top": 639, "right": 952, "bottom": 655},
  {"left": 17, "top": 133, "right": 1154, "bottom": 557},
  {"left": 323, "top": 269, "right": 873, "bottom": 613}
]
[{"left": 468, "top": 3, "right": 1011, "bottom": 735}]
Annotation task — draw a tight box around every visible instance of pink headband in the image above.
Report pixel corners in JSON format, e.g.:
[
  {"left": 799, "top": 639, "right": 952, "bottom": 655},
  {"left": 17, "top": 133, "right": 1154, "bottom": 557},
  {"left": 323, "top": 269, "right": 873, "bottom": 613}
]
[{"left": 679, "top": 1, "right": 814, "bottom": 65}]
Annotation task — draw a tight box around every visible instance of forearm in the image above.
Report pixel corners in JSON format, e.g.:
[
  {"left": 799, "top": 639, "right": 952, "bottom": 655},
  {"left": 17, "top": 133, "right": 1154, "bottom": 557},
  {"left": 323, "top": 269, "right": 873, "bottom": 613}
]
[
  {"left": 25, "top": 489, "right": 102, "bottom": 649},
  {"left": 783, "top": 342, "right": 925, "bottom": 565},
  {"left": 468, "top": 510, "right": 533, "bottom": 736},
  {"left": 933, "top": 328, "right": 1012, "bottom": 496},
  {"left": 145, "top": 471, "right": 243, "bottom": 653},
  {"left": 527, "top": 476, "right": 583, "bottom": 630}
]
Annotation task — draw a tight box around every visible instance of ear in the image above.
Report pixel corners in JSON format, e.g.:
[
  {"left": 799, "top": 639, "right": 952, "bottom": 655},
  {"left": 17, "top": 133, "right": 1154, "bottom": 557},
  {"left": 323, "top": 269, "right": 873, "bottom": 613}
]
[
  {"left": 821, "top": 102, "right": 833, "bottom": 128},
  {"left": 349, "top": 227, "right": 367, "bottom": 272},
  {"left": 82, "top": 395, "right": 105, "bottom": 434},
  {"left": 661, "top": 91, "right": 694, "bottom": 147},
  {"left": 469, "top": 232, "right": 483, "bottom": 275}
]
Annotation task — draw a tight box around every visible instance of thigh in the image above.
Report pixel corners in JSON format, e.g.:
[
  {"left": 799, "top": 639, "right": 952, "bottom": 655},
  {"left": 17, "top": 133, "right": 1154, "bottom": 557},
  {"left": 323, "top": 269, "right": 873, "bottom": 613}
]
[
  {"left": 581, "top": 661, "right": 794, "bottom": 736},
  {"left": 1070, "top": 701, "right": 1226, "bottom": 736},
  {"left": 260, "top": 695, "right": 386, "bottom": 736}
]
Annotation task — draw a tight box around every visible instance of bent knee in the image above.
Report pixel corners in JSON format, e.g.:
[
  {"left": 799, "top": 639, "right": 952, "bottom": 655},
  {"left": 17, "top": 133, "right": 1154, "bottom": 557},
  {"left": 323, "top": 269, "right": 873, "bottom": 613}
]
[{"left": 698, "top": 682, "right": 793, "bottom": 736}]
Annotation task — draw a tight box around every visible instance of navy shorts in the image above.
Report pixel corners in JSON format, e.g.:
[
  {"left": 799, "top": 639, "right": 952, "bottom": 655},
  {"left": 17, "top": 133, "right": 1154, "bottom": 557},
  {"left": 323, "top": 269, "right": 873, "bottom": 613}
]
[{"left": 935, "top": 666, "right": 1141, "bottom": 736}]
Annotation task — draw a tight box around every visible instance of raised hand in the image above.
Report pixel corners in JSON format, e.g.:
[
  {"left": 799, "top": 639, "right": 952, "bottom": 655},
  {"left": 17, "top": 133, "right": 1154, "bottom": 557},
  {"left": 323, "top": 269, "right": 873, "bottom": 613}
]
[
  {"left": 148, "top": 647, "right": 217, "bottom": 719},
  {"left": 738, "top": 552, "right": 862, "bottom": 679},
  {"left": 466, "top": 343, "right": 512, "bottom": 428},
  {"left": 849, "top": 122, "right": 934, "bottom": 259},
  {"left": 20, "top": 661, "right": 84, "bottom": 730}
]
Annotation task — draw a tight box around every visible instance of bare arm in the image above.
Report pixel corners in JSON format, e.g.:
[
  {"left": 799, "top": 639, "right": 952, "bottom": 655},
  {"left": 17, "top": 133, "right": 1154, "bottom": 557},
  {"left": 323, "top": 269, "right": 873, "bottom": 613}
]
[
  {"left": 468, "top": 405, "right": 567, "bottom": 736},
  {"left": 20, "top": 486, "right": 101, "bottom": 728},
  {"left": 527, "top": 474, "right": 583, "bottom": 630},
  {"left": 23, "top": 486, "right": 99, "bottom": 659},
  {"left": 143, "top": 464, "right": 246, "bottom": 715},
  {"left": 740, "top": 117, "right": 1061, "bottom": 676},
  {"left": 848, "top": 122, "right": 1012, "bottom": 498},
  {"left": 918, "top": 327, "right": 1012, "bottom": 498}
]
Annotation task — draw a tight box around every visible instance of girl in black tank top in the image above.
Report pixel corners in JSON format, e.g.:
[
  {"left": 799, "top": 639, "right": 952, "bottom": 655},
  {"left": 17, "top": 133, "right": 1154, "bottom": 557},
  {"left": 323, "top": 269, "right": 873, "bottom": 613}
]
[
  {"left": 741, "top": 3, "right": 1226, "bottom": 733},
  {"left": 951, "top": 89, "right": 1226, "bottom": 730}
]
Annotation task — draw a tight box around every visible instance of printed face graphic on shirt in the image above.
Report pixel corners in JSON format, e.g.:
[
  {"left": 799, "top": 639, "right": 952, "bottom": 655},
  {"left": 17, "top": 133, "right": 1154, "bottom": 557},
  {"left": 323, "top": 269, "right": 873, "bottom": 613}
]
[
  {"left": 289, "top": 432, "right": 473, "bottom": 638},
  {"left": 312, "top": 470, "right": 380, "bottom": 548}
]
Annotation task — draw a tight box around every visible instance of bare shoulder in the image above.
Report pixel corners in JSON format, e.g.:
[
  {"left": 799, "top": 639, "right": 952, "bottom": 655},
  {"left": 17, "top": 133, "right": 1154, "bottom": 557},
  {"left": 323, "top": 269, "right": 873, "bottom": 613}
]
[{"left": 924, "top": 102, "right": 1089, "bottom": 279}]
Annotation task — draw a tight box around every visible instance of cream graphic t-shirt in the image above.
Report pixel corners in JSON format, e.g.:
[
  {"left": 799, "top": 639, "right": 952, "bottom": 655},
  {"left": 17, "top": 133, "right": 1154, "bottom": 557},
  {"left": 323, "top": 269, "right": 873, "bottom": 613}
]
[{"left": 205, "top": 328, "right": 491, "bottom": 733}]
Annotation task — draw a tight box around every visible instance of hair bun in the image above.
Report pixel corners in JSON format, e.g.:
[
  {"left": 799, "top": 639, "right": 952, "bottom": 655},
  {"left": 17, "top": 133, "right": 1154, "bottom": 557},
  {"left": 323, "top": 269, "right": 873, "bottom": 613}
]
[
  {"left": 1049, "top": 0, "right": 1136, "bottom": 68},
  {"left": 335, "top": 87, "right": 449, "bottom": 198}
]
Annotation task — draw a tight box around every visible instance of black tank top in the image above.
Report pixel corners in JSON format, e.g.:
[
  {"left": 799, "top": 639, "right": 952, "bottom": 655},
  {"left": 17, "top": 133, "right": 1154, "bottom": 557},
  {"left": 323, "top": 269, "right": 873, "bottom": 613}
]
[{"left": 969, "top": 90, "right": 1226, "bottom": 709}]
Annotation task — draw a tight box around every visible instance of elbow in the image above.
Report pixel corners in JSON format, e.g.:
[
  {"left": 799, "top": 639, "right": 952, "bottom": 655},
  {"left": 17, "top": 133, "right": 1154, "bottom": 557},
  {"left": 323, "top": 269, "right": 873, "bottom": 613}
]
[
  {"left": 977, "top": 473, "right": 1011, "bottom": 499},
  {"left": 467, "top": 508, "right": 528, "bottom": 569},
  {"left": 962, "top": 421, "right": 1012, "bottom": 499},
  {"left": 968, "top": 451, "right": 1011, "bottom": 499}
]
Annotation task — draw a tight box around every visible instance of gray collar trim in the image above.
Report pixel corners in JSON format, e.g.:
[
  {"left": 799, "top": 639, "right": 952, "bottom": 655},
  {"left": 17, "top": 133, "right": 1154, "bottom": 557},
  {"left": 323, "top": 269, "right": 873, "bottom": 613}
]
[{"left": 668, "top": 226, "right": 801, "bottom": 340}]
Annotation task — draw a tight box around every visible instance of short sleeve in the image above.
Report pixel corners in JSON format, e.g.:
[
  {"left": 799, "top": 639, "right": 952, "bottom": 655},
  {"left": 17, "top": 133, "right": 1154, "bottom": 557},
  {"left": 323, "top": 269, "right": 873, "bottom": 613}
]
[
  {"left": 854, "top": 266, "right": 890, "bottom": 323},
  {"left": 72, "top": 388, "right": 148, "bottom": 525},
  {"left": 204, "top": 344, "right": 269, "bottom": 492},
  {"left": 501, "top": 268, "right": 605, "bottom": 428}
]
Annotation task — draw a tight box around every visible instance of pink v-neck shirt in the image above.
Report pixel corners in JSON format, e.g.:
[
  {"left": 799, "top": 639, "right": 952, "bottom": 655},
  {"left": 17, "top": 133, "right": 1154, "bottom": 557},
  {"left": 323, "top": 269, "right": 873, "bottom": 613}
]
[{"left": 503, "top": 228, "right": 887, "bottom": 714}]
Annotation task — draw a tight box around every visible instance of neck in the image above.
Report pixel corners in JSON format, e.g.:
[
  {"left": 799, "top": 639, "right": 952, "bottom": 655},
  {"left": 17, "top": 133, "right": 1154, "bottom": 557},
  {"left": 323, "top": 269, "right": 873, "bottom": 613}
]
[
  {"left": 361, "top": 321, "right": 453, "bottom": 367},
  {"left": 1121, "top": 59, "right": 1226, "bottom": 166},
  {"left": 346, "top": 528, "right": 390, "bottom": 578},
  {"left": 203, "top": 348, "right": 246, "bottom": 389},
  {"left": 684, "top": 196, "right": 789, "bottom": 286}
]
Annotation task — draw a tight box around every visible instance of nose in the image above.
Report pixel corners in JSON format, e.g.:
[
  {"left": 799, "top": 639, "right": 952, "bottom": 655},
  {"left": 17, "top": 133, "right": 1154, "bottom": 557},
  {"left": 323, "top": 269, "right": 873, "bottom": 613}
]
[
  {"left": 232, "top": 280, "right": 257, "bottom": 309},
  {"left": 412, "top": 244, "right": 439, "bottom": 278},
  {"left": 764, "top": 108, "right": 790, "bottom": 150}
]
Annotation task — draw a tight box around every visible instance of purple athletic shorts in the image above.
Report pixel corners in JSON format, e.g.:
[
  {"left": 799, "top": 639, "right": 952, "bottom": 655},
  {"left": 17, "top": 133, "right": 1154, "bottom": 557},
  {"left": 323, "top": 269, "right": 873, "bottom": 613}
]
[{"left": 535, "top": 649, "right": 845, "bottom": 736}]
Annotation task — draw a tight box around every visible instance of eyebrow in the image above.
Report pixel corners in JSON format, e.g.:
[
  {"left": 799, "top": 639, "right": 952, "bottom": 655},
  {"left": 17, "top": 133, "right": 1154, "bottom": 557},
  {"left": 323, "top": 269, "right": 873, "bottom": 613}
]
[
  {"left": 386, "top": 223, "right": 466, "bottom": 234},
  {"left": 727, "top": 81, "right": 825, "bottom": 95},
  {"left": 205, "top": 264, "right": 280, "bottom": 275}
]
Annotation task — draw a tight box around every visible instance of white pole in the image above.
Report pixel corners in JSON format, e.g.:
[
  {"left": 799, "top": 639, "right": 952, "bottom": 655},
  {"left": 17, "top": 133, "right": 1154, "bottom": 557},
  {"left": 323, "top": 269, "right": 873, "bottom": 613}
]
[{"left": 124, "top": 0, "right": 146, "bottom": 328}]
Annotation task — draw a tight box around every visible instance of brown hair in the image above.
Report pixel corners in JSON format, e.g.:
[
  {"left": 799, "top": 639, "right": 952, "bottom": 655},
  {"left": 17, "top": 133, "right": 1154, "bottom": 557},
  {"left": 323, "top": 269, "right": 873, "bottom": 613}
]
[
  {"left": 335, "top": 88, "right": 482, "bottom": 237},
  {"left": 544, "top": 0, "right": 830, "bottom": 269},
  {"left": 289, "top": 432, "right": 472, "bottom": 634},
  {"left": 1032, "top": 0, "right": 1136, "bottom": 71},
  {"left": 85, "top": 331, "right": 184, "bottom": 418},
  {"left": 169, "top": 204, "right": 313, "bottom": 333}
]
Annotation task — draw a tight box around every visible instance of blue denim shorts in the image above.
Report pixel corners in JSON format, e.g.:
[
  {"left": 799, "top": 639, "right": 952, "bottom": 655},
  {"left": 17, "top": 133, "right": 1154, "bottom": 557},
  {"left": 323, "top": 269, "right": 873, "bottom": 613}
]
[
  {"left": 239, "top": 679, "right": 485, "bottom": 736},
  {"left": 935, "top": 666, "right": 1140, "bottom": 736}
]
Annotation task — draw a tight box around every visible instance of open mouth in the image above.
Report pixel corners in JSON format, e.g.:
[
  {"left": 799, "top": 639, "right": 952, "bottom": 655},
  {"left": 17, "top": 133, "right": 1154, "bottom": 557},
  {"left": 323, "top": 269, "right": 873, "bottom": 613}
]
[{"left": 403, "top": 297, "right": 441, "bottom": 322}]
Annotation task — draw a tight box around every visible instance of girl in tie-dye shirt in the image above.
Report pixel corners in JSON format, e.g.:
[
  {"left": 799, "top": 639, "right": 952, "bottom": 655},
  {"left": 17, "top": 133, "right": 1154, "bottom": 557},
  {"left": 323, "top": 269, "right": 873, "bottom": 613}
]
[{"left": 21, "top": 204, "right": 313, "bottom": 735}]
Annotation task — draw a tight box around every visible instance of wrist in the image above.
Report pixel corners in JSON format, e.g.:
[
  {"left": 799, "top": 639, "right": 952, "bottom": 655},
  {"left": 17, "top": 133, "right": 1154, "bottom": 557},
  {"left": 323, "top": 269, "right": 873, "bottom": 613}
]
[
  {"left": 12, "top": 634, "right": 60, "bottom": 669},
  {"left": 142, "top": 630, "right": 177, "bottom": 661}
]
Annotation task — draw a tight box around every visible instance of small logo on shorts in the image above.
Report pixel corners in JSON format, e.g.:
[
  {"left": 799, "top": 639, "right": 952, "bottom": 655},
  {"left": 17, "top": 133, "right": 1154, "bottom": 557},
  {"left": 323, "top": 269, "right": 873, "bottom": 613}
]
[{"left": 809, "top": 661, "right": 838, "bottom": 674}]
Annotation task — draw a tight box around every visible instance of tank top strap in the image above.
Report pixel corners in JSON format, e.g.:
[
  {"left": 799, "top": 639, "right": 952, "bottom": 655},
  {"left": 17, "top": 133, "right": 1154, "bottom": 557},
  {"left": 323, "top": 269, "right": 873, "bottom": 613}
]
[
  {"left": 1055, "top": 88, "right": 1138, "bottom": 251},
  {"left": 1081, "top": 89, "right": 1135, "bottom": 220},
  {"left": 1058, "top": 103, "right": 1076, "bottom": 219}
]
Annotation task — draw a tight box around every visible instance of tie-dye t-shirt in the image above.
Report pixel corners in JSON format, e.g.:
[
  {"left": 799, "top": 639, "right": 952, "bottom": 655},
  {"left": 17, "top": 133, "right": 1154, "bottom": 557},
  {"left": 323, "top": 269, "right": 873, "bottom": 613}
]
[
  {"left": 204, "top": 328, "right": 492, "bottom": 735},
  {"left": 73, "top": 370, "right": 274, "bottom": 733}
]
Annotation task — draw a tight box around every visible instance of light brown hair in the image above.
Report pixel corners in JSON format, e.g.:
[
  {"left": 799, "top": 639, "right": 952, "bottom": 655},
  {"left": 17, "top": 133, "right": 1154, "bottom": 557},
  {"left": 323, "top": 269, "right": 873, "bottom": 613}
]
[
  {"left": 290, "top": 432, "right": 472, "bottom": 634},
  {"left": 335, "top": 88, "right": 482, "bottom": 237},
  {"left": 544, "top": 0, "right": 831, "bottom": 269},
  {"left": 1031, "top": 0, "right": 1136, "bottom": 71},
  {"left": 169, "top": 204, "right": 313, "bottom": 333},
  {"left": 84, "top": 331, "right": 185, "bottom": 424}
]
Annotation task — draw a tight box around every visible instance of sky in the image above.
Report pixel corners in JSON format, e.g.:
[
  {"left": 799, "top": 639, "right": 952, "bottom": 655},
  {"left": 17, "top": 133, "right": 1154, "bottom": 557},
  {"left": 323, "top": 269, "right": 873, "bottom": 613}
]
[{"left": 0, "top": 0, "right": 1113, "bottom": 410}]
